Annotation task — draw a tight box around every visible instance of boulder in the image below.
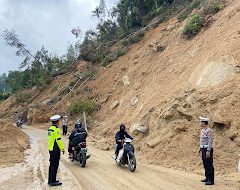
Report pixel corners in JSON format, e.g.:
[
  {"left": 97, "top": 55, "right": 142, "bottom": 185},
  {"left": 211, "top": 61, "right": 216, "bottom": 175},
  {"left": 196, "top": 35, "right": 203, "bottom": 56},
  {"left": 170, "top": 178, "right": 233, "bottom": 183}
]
[
  {"left": 122, "top": 76, "right": 130, "bottom": 86},
  {"left": 130, "top": 123, "right": 148, "bottom": 135},
  {"left": 130, "top": 96, "right": 139, "bottom": 106},
  {"left": 156, "top": 45, "right": 166, "bottom": 53},
  {"left": 174, "top": 125, "right": 187, "bottom": 133},
  {"left": 101, "top": 143, "right": 110, "bottom": 151},
  {"left": 147, "top": 137, "right": 161, "bottom": 148},
  {"left": 130, "top": 113, "right": 150, "bottom": 134},
  {"left": 132, "top": 60, "right": 138, "bottom": 64},
  {"left": 163, "top": 109, "right": 177, "bottom": 120},
  {"left": 110, "top": 101, "right": 119, "bottom": 110},
  {"left": 225, "top": 130, "right": 238, "bottom": 141},
  {"left": 212, "top": 112, "right": 231, "bottom": 129}
]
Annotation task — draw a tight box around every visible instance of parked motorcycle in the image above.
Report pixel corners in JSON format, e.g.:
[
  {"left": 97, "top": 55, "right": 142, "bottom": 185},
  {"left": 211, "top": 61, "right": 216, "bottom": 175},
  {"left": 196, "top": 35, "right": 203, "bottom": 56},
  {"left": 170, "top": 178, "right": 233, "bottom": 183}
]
[
  {"left": 70, "top": 142, "right": 89, "bottom": 167},
  {"left": 115, "top": 138, "right": 137, "bottom": 172}
]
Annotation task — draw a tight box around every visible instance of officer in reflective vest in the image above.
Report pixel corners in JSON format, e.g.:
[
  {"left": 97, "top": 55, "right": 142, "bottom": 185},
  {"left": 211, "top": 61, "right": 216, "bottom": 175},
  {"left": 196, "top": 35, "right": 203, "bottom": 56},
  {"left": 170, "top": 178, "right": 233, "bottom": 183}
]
[
  {"left": 199, "top": 116, "right": 214, "bottom": 185},
  {"left": 48, "top": 115, "right": 65, "bottom": 186}
]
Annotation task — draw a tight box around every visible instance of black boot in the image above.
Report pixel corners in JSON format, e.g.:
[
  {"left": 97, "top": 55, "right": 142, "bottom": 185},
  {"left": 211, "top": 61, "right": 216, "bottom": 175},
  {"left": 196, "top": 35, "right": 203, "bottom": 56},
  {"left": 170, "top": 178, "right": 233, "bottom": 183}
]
[
  {"left": 205, "top": 181, "right": 214, "bottom": 185},
  {"left": 201, "top": 178, "right": 207, "bottom": 182},
  {"left": 48, "top": 181, "right": 62, "bottom": 186}
]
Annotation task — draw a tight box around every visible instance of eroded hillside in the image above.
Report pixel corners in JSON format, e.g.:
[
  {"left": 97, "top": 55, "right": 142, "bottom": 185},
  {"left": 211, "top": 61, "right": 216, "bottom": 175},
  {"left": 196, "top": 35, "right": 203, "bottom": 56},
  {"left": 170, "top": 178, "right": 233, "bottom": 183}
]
[{"left": 1, "top": 0, "right": 240, "bottom": 175}]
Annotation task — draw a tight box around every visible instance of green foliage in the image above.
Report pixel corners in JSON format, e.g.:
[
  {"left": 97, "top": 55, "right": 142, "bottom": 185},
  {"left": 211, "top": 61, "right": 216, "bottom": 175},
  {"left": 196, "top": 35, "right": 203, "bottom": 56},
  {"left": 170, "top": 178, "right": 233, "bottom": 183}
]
[
  {"left": 15, "top": 93, "right": 32, "bottom": 104},
  {"left": 183, "top": 14, "right": 205, "bottom": 38},
  {"left": 66, "top": 42, "right": 81, "bottom": 63},
  {"left": 203, "top": 1, "right": 224, "bottom": 15},
  {"left": 69, "top": 99, "right": 95, "bottom": 115},
  {"left": 1, "top": 29, "right": 78, "bottom": 94},
  {"left": 178, "top": 0, "right": 202, "bottom": 21},
  {"left": 0, "top": 92, "right": 11, "bottom": 101},
  {"left": 121, "top": 32, "right": 144, "bottom": 46},
  {"left": 101, "top": 47, "right": 128, "bottom": 66},
  {"left": 80, "top": 0, "right": 182, "bottom": 65},
  {"left": 0, "top": 73, "right": 9, "bottom": 93}
]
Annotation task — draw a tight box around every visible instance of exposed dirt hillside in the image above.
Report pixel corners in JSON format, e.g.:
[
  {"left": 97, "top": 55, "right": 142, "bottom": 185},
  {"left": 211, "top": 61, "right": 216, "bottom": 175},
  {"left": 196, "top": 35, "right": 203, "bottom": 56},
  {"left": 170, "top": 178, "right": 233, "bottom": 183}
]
[
  {"left": 1, "top": 0, "right": 240, "bottom": 176},
  {"left": 0, "top": 120, "right": 29, "bottom": 167}
]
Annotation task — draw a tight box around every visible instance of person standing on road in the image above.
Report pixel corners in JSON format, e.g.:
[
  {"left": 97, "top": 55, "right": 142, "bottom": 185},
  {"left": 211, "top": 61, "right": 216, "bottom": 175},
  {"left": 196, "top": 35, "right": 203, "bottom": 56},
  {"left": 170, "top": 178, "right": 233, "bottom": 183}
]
[
  {"left": 62, "top": 115, "right": 68, "bottom": 136},
  {"left": 48, "top": 115, "right": 65, "bottom": 186},
  {"left": 199, "top": 116, "right": 214, "bottom": 185}
]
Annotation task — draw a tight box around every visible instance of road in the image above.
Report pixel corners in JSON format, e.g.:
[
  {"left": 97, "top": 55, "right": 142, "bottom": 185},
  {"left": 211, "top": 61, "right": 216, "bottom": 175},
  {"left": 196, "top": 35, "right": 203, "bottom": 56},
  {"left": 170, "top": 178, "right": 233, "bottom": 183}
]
[{"left": 0, "top": 126, "right": 239, "bottom": 190}]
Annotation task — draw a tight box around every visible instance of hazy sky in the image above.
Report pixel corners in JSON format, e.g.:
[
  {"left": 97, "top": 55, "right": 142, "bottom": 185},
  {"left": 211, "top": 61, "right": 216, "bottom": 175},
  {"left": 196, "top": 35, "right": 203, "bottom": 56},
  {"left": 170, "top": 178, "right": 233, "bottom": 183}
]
[{"left": 0, "top": 0, "right": 118, "bottom": 74}]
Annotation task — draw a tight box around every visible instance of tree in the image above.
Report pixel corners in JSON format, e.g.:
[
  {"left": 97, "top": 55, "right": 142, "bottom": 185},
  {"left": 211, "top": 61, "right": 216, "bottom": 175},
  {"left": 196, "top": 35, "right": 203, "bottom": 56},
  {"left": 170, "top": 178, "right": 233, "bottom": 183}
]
[
  {"left": 66, "top": 42, "right": 81, "bottom": 63},
  {"left": 92, "top": 0, "right": 110, "bottom": 23},
  {"left": 1, "top": 29, "right": 36, "bottom": 69},
  {"left": 0, "top": 73, "right": 7, "bottom": 92}
]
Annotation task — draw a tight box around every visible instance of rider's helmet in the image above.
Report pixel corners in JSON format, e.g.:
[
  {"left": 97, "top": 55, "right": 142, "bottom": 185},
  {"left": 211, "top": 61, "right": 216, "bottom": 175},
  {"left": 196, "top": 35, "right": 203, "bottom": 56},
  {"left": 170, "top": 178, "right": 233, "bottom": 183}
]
[
  {"left": 120, "top": 124, "right": 126, "bottom": 132},
  {"left": 75, "top": 121, "right": 82, "bottom": 129}
]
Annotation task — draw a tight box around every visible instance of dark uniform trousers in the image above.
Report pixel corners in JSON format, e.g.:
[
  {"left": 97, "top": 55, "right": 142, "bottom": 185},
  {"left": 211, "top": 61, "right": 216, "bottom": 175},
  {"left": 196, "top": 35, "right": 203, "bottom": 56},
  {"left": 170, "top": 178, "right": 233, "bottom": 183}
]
[
  {"left": 63, "top": 125, "right": 68, "bottom": 136},
  {"left": 48, "top": 149, "right": 61, "bottom": 183},
  {"left": 201, "top": 148, "right": 214, "bottom": 183}
]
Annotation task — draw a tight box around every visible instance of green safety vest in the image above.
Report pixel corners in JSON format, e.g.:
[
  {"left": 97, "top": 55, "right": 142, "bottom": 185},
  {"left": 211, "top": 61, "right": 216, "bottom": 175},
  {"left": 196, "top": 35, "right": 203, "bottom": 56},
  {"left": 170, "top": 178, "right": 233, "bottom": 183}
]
[{"left": 48, "top": 125, "right": 64, "bottom": 151}]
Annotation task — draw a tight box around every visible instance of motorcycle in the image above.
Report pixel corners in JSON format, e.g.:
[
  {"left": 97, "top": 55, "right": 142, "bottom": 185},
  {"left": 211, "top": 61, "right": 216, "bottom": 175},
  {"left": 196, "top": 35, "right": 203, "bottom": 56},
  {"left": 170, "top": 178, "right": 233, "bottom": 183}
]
[
  {"left": 115, "top": 138, "right": 137, "bottom": 172},
  {"left": 70, "top": 142, "right": 89, "bottom": 167}
]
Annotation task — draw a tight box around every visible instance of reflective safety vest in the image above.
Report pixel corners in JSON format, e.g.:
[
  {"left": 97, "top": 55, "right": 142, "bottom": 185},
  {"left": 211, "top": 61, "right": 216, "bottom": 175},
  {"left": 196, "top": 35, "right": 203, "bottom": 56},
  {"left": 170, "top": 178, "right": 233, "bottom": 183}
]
[{"left": 48, "top": 125, "right": 64, "bottom": 151}]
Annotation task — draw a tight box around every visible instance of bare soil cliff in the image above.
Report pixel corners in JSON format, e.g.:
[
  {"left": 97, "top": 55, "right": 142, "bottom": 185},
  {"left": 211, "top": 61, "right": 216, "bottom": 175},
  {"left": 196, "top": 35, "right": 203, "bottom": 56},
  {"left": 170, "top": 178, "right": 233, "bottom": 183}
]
[{"left": 1, "top": 0, "right": 240, "bottom": 175}]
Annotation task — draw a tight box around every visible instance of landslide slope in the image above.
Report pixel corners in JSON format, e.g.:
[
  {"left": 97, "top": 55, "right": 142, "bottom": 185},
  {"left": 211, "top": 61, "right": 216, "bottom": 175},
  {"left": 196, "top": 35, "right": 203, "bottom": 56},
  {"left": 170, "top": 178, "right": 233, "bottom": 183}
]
[{"left": 1, "top": 0, "right": 240, "bottom": 175}]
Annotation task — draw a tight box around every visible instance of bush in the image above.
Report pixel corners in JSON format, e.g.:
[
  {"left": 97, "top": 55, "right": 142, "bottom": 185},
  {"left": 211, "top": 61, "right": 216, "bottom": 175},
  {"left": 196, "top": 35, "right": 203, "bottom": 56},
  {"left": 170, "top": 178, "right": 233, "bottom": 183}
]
[
  {"left": 203, "top": 1, "right": 224, "bottom": 15},
  {"left": 69, "top": 99, "right": 95, "bottom": 115},
  {"left": 0, "top": 92, "right": 11, "bottom": 100},
  {"left": 178, "top": 0, "right": 202, "bottom": 21},
  {"left": 115, "top": 47, "right": 128, "bottom": 58},
  {"left": 183, "top": 14, "right": 205, "bottom": 38},
  {"left": 129, "top": 32, "right": 145, "bottom": 44},
  {"left": 101, "top": 47, "right": 128, "bottom": 67},
  {"left": 16, "top": 93, "right": 32, "bottom": 104}
]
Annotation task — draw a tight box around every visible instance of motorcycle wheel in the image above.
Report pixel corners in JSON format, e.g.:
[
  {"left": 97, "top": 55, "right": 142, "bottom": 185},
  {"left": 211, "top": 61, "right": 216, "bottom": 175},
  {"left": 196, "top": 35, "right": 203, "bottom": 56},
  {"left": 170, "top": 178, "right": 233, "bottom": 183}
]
[
  {"left": 128, "top": 156, "right": 136, "bottom": 172},
  {"left": 79, "top": 153, "right": 87, "bottom": 167}
]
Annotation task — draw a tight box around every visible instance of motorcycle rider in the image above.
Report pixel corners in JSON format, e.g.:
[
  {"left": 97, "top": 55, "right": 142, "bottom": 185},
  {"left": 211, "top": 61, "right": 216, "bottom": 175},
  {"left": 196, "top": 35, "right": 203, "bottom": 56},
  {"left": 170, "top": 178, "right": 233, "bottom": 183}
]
[
  {"left": 68, "top": 121, "right": 87, "bottom": 158},
  {"left": 115, "top": 124, "right": 133, "bottom": 161}
]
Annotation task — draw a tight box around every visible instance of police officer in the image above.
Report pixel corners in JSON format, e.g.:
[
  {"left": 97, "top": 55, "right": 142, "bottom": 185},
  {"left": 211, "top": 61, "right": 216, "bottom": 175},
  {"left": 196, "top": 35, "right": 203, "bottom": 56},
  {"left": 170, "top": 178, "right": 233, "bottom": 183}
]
[
  {"left": 48, "top": 115, "right": 65, "bottom": 186},
  {"left": 199, "top": 116, "right": 214, "bottom": 185}
]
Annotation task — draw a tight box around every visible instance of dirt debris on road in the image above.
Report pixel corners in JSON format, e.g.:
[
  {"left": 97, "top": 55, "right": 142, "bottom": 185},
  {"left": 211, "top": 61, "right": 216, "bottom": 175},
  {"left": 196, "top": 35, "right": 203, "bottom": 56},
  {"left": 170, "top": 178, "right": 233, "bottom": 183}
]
[
  {"left": 0, "top": 120, "right": 29, "bottom": 167},
  {"left": 1, "top": 126, "right": 239, "bottom": 190}
]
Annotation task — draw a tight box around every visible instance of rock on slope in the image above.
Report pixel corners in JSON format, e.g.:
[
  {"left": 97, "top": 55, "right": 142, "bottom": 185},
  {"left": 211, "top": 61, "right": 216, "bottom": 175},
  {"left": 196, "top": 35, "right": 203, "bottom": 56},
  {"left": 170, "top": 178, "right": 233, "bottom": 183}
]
[{"left": 87, "top": 0, "right": 240, "bottom": 175}]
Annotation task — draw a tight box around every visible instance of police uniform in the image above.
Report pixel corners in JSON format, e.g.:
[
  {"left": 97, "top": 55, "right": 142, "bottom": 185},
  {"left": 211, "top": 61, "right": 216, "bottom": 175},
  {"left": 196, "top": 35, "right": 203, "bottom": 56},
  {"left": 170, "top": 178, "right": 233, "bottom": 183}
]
[
  {"left": 48, "top": 115, "right": 65, "bottom": 186},
  {"left": 199, "top": 116, "right": 214, "bottom": 185}
]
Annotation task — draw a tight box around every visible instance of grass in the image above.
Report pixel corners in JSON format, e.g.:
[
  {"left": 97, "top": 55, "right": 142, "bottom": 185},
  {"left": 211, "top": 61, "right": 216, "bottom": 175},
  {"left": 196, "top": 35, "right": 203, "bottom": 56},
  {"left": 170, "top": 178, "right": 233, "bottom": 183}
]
[
  {"left": 69, "top": 99, "right": 95, "bottom": 115},
  {"left": 178, "top": 0, "right": 202, "bottom": 21},
  {"left": 16, "top": 93, "right": 32, "bottom": 104},
  {"left": 101, "top": 47, "right": 128, "bottom": 67},
  {"left": 203, "top": 1, "right": 225, "bottom": 15},
  {"left": 183, "top": 14, "right": 205, "bottom": 38}
]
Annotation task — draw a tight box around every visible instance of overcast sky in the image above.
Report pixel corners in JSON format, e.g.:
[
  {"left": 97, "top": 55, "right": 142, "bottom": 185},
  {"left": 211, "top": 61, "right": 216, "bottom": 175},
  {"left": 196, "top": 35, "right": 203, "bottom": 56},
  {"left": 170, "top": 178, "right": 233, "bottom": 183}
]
[{"left": 0, "top": 0, "right": 118, "bottom": 74}]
